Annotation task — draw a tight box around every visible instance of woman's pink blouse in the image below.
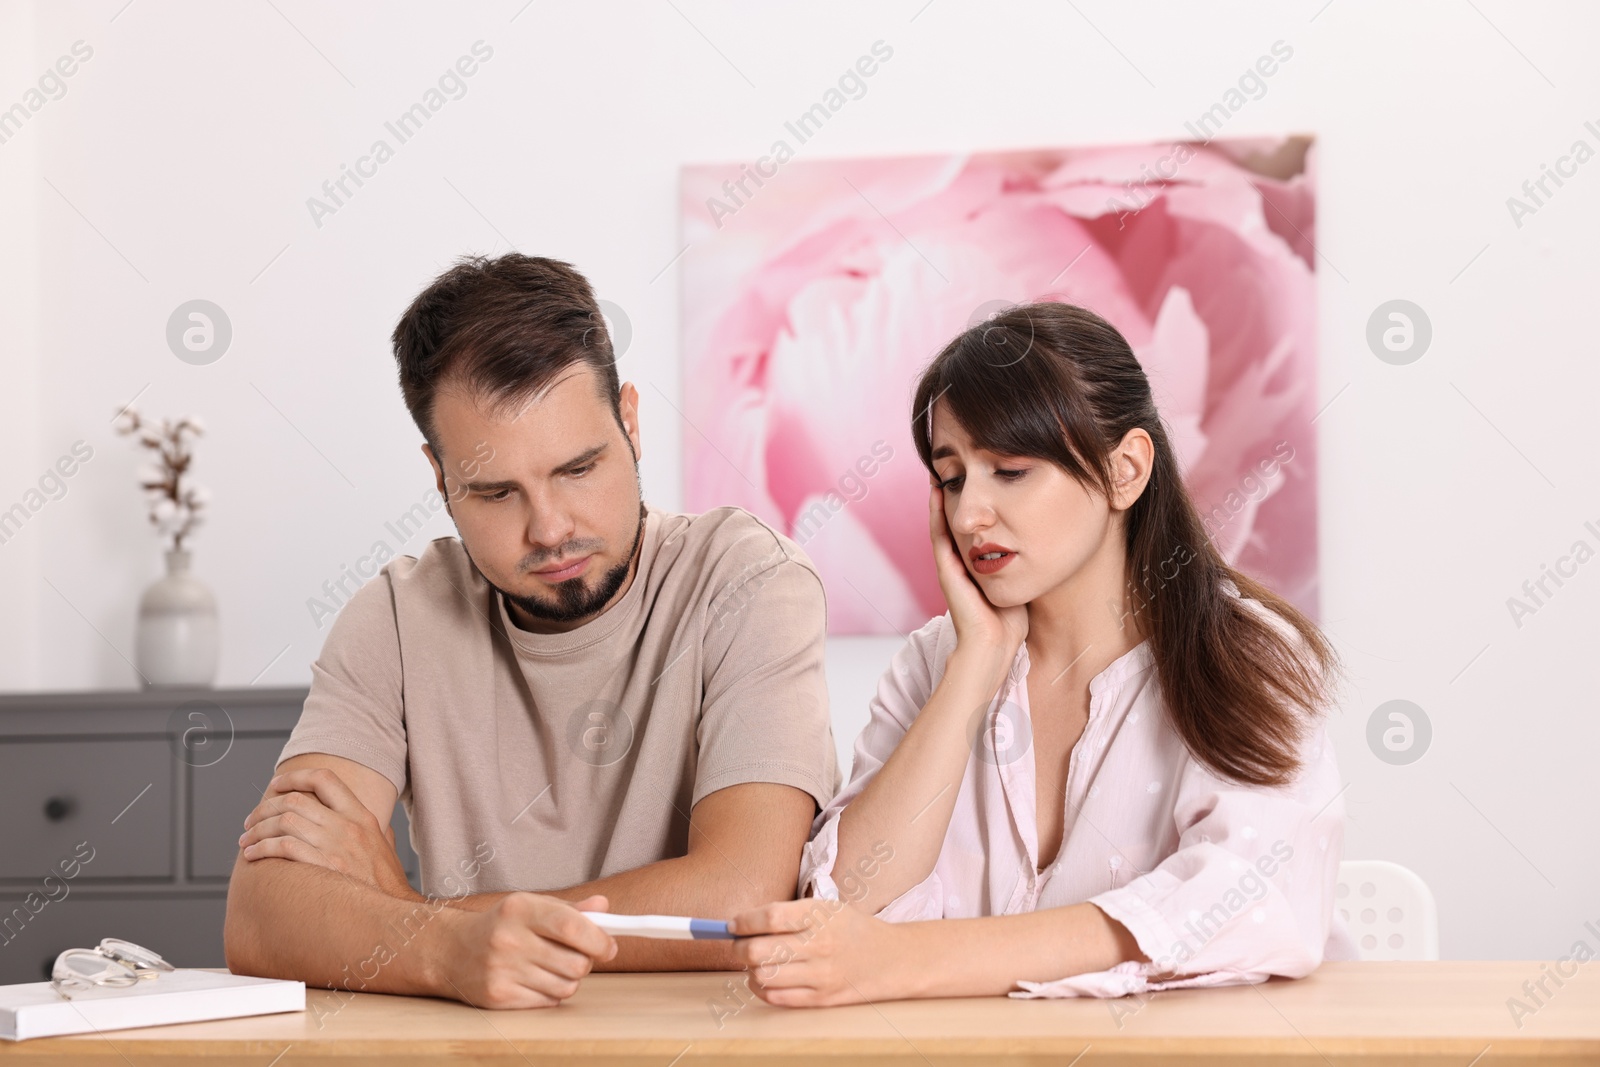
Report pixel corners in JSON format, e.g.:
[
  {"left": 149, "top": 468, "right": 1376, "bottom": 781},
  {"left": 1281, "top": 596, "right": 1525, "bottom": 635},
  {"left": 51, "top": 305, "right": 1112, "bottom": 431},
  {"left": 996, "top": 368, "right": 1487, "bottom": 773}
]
[{"left": 801, "top": 594, "right": 1358, "bottom": 998}]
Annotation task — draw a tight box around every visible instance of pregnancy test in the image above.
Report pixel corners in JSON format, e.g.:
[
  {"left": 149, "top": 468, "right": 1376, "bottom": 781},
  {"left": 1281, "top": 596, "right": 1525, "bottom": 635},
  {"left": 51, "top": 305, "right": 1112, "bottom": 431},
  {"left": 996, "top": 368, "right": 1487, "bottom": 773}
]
[{"left": 580, "top": 911, "right": 736, "bottom": 940}]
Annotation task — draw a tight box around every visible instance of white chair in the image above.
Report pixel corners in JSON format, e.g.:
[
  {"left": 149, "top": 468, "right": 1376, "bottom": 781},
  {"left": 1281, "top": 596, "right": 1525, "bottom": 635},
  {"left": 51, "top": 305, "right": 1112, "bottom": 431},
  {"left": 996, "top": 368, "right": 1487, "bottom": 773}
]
[{"left": 1335, "top": 859, "right": 1439, "bottom": 960}]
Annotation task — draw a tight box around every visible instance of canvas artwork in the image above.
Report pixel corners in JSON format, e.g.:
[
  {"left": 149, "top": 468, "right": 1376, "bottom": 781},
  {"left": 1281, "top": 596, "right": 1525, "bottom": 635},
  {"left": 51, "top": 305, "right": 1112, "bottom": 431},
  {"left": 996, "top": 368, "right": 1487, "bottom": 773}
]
[{"left": 680, "top": 136, "right": 1319, "bottom": 636}]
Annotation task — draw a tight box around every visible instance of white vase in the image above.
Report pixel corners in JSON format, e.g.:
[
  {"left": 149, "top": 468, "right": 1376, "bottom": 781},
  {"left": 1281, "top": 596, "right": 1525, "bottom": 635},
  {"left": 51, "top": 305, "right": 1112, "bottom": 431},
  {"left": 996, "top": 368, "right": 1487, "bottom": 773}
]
[{"left": 135, "top": 548, "right": 220, "bottom": 688}]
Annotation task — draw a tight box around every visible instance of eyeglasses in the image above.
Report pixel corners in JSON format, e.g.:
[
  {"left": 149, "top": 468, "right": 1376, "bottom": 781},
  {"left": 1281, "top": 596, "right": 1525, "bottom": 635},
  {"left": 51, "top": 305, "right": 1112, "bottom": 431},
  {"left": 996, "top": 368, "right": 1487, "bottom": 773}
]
[{"left": 51, "top": 939, "right": 174, "bottom": 1000}]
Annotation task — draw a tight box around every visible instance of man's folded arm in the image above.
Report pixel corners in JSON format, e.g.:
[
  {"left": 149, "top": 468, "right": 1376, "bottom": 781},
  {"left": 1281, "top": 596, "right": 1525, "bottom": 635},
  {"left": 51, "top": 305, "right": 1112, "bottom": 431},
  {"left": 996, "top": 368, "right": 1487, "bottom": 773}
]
[
  {"left": 225, "top": 752, "right": 619, "bottom": 1008},
  {"left": 234, "top": 752, "right": 818, "bottom": 973},
  {"left": 223, "top": 752, "right": 445, "bottom": 994}
]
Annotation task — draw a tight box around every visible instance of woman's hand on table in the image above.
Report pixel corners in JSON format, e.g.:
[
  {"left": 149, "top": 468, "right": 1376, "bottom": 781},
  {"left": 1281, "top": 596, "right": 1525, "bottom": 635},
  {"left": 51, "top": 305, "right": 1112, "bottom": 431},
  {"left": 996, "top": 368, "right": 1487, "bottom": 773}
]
[{"left": 729, "top": 898, "right": 915, "bottom": 1007}]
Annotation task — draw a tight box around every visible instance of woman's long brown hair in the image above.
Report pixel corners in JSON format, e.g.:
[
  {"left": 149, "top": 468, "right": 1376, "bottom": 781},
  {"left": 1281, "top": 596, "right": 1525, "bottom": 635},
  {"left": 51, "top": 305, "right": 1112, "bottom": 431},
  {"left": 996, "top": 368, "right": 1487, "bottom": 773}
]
[{"left": 911, "top": 302, "right": 1337, "bottom": 787}]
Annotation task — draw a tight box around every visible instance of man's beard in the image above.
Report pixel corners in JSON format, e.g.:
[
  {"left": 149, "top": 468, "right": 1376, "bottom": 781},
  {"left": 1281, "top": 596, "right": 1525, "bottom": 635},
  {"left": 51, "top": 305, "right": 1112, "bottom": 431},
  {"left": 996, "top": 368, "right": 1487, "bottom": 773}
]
[{"left": 494, "top": 503, "right": 646, "bottom": 625}]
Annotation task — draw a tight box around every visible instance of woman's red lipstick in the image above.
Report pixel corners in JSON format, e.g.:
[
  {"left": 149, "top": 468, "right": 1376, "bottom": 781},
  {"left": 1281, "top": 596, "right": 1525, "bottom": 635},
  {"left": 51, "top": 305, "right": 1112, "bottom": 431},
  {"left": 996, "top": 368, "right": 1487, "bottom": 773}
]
[{"left": 968, "top": 542, "right": 1015, "bottom": 575}]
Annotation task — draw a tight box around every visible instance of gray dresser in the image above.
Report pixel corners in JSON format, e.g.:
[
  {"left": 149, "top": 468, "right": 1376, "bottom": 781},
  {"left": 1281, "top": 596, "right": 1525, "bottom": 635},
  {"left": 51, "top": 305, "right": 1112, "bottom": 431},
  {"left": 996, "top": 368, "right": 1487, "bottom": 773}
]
[{"left": 0, "top": 688, "right": 418, "bottom": 985}]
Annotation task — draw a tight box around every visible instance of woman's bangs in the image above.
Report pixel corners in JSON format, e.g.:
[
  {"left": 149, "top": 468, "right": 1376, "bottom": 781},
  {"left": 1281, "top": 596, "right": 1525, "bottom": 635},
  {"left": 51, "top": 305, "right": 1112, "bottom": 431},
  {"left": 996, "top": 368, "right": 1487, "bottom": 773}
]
[{"left": 933, "top": 333, "right": 1088, "bottom": 474}]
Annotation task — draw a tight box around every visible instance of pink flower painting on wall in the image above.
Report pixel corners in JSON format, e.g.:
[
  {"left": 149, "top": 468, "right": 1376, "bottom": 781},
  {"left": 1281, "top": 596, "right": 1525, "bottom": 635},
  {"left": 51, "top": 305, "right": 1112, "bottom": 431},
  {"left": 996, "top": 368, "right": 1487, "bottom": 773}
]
[{"left": 680, "top": 136, "right": 1319, "bottom": 635}]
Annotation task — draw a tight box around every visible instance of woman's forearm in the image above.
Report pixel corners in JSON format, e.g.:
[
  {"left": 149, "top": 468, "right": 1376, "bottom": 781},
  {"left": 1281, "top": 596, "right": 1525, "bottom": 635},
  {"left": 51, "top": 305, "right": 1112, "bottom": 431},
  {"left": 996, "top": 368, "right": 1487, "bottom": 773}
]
[
  {"left": 833, "top": 647, "right": 1012, "bottom": 910},
  {"left": 892, "top": 903, "right": 1146, "bottom": 999}
]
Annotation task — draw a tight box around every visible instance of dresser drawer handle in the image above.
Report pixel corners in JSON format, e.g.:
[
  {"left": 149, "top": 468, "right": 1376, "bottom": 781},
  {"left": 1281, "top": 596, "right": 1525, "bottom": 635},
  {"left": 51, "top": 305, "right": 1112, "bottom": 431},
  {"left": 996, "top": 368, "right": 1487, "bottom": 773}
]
[{"left": 43, "top": 796, "right": 74, "bottom": 821}]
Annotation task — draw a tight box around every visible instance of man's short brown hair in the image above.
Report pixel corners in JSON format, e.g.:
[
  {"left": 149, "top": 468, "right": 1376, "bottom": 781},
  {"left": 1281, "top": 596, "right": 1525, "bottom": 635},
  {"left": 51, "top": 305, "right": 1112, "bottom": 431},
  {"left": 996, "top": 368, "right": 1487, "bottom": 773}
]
[{"left": 391, "top": 254, "right": 622, "bottom": 454}]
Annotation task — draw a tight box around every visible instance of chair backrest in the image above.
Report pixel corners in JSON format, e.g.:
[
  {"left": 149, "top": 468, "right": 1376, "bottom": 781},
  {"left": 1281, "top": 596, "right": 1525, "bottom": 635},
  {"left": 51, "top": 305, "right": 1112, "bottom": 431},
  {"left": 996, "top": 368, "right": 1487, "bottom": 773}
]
[{"left": 1335, "top": 859, "right": 1439, "bottom": 960}]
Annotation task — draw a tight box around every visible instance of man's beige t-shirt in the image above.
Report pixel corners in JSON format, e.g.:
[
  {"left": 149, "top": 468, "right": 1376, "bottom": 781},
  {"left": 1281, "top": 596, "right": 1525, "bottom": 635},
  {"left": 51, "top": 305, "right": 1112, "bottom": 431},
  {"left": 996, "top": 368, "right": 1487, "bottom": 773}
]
[{"left": 278, "top": 505, "right": 840, "bottom": 897}]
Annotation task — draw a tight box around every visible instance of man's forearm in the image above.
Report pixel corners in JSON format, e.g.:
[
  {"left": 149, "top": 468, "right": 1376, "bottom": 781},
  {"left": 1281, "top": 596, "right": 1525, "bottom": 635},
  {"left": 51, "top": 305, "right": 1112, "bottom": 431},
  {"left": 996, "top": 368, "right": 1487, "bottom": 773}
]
[
  {"left": 225, "top": 855, "right": 453, "bottom": 996},
  {"left": 436, "top": 852, "right": 789, "bottom": 971},
  {"left": 550, "top": 852, "right": 784, "bottom": 970},
  {"left": 319, "top": 783, "right": 817, "bottom": 972}
]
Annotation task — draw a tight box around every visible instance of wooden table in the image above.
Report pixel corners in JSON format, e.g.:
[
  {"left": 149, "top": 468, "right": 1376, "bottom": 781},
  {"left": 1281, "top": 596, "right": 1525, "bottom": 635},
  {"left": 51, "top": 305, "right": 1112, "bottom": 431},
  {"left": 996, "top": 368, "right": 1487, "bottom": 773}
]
[{"left": 2, "top": 963, "right": 1596, "bottom": 1065}]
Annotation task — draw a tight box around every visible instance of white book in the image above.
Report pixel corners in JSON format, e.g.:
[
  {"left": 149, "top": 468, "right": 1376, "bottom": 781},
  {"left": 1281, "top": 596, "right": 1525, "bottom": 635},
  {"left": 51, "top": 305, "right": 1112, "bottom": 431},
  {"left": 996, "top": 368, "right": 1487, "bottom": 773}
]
[{"left": 0, "top": 969, "right": 304, "bottom": 1041}]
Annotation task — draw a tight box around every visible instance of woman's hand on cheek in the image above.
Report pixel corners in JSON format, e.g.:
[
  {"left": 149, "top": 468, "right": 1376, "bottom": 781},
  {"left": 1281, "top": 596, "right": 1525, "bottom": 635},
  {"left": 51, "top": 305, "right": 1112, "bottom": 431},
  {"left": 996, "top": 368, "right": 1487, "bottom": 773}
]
[
  {"left": 728, "top": 898, "right": 912, "bottom": 1008},
  {"left": 928, "top": 485, "right": 1028, "bottom": 668}
]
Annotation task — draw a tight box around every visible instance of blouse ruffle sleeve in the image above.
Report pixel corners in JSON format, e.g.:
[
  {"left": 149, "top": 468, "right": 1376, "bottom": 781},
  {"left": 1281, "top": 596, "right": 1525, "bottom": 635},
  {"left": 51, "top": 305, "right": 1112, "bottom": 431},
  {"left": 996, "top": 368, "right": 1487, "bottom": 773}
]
[{"left": 1014, "top": 723, "right": 1349, "bottom": 999}]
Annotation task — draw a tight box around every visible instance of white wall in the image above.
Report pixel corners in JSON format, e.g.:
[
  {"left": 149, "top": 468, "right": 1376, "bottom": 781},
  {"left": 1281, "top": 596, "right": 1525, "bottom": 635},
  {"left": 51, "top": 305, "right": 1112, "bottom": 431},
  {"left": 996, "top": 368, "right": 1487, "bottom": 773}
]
[
  {"left": 2, "top": 0, "right": 1596, "bottom": 961},
  {"left": 0, "top": 0, "right": 43, "bottom": 686}
]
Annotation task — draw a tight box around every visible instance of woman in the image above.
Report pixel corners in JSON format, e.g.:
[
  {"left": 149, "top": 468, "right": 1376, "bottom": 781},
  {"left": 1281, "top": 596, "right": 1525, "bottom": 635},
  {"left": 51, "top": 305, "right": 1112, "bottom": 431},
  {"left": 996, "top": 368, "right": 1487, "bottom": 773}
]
[{"left": 729, "top": 301, "right": 1355, "bottom": 1004}]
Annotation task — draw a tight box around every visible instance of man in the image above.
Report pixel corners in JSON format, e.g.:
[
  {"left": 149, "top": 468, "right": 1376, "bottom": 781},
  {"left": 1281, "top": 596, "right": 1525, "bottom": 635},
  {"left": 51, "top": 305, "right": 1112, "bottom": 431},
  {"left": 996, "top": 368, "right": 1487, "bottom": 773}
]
[{"left": 224, "top": 254, "right": 839, "bottom": 1011}]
